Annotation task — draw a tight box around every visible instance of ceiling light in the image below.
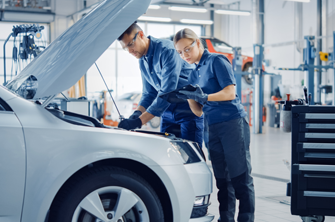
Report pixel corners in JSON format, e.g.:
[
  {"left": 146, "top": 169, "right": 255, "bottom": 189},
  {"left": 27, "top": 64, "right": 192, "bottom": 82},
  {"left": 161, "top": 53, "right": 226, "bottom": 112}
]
[
  {"left": 169, "top": 6, "right": 207, "bottom": 13},
  {"left": 138, "top": 16, "right": 172, "bottom": 22},
  {"left": 285, "top": 0, "right": 310, "bottom": 2},
  {"left": 1, "top": 11, "right": 54, "bottom": 23},
  {"left": 148, "top": 5, "right": 161, "bottom": 9},
  {"left": 180, "top": 19, "right": 213, "bottom": 25},
  {"left": 215, "top": 9, "right": 251, "bottom": 16}
]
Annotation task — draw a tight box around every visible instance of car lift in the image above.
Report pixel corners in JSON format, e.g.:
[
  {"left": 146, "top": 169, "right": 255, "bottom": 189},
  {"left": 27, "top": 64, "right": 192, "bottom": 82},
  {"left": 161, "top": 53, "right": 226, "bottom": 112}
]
[
  {"left": 233, "top": 32, "right": 335, "bottom": 133},
  {"left": 277, "top": 31, "right": 335, "bottom": 105},
  {"left": 232, "top": 47, "right": 254, "bottom": 128},
  {"left": 232, "top": 45, "right": 276, "bottom": 133}
]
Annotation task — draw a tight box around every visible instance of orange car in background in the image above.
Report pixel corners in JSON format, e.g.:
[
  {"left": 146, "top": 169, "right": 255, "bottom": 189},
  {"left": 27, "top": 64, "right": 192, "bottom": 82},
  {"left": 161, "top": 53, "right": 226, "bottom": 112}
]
[{"left": 201, "top": 37, "right": 254, "bottom": 85}]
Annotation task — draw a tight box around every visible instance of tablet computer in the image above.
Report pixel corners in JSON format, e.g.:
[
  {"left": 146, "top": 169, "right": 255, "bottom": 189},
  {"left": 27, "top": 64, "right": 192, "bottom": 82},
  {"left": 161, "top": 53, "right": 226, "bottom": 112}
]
[{"left": 159, "top": 84, "right": 197, "bottom": 103}]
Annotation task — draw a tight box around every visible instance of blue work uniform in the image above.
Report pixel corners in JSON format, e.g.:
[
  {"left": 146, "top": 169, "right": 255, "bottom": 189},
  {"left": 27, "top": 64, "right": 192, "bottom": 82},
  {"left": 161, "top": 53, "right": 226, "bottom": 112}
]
[
  {"left": 138, "top": 36, "right": 203, "bottom": 146},
  {"left": 188, "top": 49, "right": 255, "bottom": 222}
]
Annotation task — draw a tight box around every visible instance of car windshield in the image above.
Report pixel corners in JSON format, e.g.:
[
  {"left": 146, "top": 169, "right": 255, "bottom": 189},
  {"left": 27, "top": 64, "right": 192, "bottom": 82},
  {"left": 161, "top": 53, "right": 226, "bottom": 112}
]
[
  {"left": 210, "top": 39, "right": 233, "bottom": 53},
  {"left": 5, "top": 75, "right": 38, "bottom": 100},
  {"left": 0, "top": 83, "right": 21, "bottom": 98}
]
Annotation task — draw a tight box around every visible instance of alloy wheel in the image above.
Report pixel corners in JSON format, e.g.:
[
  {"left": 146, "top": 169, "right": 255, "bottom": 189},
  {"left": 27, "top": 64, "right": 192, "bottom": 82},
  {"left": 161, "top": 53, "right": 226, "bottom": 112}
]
[{"left": 72, "top": 186, "right": 149, "bottom": 222}]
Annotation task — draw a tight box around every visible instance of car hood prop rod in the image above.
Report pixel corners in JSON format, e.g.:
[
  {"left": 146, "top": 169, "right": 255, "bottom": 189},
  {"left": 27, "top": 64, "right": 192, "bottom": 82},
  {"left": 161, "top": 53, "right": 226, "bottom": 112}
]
[{"left": 94, "top": 62, "right": 124, "bottom": 122}]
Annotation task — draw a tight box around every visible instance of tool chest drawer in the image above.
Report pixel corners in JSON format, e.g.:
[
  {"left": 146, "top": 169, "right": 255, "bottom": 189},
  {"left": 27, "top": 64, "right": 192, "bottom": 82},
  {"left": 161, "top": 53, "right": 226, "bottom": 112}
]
[
  {"left": 296, "top": 142, "right": 335, "bottom": 163},
  {"left": 292, "top": 164, "right": 335, "bottom": 215},
  {"left": 291, "top": 106, "right": 335, "bottom": 217}
]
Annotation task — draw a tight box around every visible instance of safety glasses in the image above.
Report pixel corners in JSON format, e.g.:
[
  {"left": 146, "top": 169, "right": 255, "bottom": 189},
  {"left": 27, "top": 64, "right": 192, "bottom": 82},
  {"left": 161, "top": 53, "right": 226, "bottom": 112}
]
[
  {"left": 178, "top": 41, "right": 196, "bottom": 56},
  {"left": 123, "top": 32, "right": 139, "bottom": 51}
]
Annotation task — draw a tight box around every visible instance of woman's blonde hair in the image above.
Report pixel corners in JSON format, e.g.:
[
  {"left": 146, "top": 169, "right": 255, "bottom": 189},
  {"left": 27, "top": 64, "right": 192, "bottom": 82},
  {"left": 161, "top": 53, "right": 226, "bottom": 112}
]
[{"left": 173, "top": 28, "right": 204, "bottom": 50}]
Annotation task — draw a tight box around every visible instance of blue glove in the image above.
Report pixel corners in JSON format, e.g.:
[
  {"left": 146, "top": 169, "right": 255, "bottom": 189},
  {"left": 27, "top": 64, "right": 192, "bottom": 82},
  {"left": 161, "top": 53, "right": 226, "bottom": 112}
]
[
  {"left": 176, "top": 93, "right": 189, "bottom": 100},
  {"left": 118, "top": 118, "right": 142, "bottom": 130},
  {"left": 129, "top": 110, "right": 142, "bottom": 119},
  {"left": 178, "top": 85, "right": 208, "bottom": 105}
]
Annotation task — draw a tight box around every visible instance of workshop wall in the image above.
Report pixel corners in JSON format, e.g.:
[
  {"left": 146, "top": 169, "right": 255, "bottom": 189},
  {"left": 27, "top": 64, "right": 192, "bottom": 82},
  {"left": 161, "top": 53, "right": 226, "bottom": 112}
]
[
  {"left": 324, "top": 1, "right": 335, "bottom": 103},
  {"left": 219, "top": 0, "right": 335, "bottom": 104},
  {"left": 50, "top": 0, "right": 80, "bottom": 41}
]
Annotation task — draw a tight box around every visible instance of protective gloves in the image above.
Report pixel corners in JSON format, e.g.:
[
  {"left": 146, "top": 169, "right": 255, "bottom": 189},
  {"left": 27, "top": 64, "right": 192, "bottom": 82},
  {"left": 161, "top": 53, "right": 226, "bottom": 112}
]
[
  {"left": 118, "top": 118, "right": 142, "bottom": 130},
  {"left": 177, "top": 85, "right": 208, "bottom": 105},
  {"left": 129, "top": 110, "right": 142, "bottom": 119}
]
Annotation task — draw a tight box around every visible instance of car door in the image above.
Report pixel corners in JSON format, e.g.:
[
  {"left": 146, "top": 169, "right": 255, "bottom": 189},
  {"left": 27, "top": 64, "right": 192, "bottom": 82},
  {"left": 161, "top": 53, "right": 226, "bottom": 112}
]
[{"left": 0, "top": 98, "right": 26, "bottom": 222}]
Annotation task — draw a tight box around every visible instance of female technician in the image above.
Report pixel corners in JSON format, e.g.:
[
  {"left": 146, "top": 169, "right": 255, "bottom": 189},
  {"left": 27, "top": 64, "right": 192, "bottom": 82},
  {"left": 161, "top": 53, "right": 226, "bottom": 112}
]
[{"left": 174, "top": 28, "right": 255, "bottom": 222}]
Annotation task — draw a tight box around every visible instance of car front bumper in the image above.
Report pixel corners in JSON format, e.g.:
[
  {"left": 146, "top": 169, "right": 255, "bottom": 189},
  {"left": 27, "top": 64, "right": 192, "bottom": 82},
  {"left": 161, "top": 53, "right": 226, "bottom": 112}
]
[
  {"left": 152, "top": 159, "right": 213, "bottom": 222},
  {"left": 189, "top": 214, "right": 215, "bottom": 222},
  {"left": 185, "top": 161, "right": 213, "bottom": 221}
]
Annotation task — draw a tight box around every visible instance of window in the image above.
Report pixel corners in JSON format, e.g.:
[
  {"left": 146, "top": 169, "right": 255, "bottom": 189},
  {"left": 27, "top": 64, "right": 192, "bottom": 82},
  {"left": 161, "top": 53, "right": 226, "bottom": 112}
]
[
  {"left": 147, "top": 23, "right": 174, "bottom": 39},
  {"left": 0, "top": 98, "right": 13, "bottom": 111},
  {"left": 87, "top": 49, "right": 116, "bottom": 100},
  {"left": 86, "top": 22, "right": 202, "bottom": 100}
]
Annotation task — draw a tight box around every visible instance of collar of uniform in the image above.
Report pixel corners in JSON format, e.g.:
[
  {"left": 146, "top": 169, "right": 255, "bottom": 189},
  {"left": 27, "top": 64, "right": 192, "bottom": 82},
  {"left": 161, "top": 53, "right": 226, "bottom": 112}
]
[
  {"left": 196, "top": 49, "right": 210, "bottom": 68},
  {"left": 144, "top": 35, "right": 155, "bottom": 60}
]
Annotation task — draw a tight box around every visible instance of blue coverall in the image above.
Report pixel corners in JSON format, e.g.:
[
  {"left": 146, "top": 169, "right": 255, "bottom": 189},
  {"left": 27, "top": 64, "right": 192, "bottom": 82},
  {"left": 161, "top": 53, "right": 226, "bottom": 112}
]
[
  {"left": 188, "top": 49, "right": 255, "bottom": 222},
  {"left": 138, "top": 36, "right": 203, "bottom": 146}
]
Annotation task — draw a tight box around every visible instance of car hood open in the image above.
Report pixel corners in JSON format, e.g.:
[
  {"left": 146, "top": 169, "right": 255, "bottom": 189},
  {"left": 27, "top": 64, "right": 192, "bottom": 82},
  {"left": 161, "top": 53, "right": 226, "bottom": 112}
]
[{"left": 5, "top": 0, "right": 150, "bottom": 101}]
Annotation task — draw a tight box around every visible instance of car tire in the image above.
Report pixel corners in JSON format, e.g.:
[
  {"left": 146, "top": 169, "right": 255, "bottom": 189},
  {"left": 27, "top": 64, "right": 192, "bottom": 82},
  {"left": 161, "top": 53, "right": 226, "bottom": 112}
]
[
  {"left": 301, "top": 215, "right": 325, "bottom": 222},
  {"left": 242, "top": 63, "right": 253, "bottom": 85},
  {"left": 149, "top": 117, "right": 161, "bottom": 129},
  {"left": 49, "top": 166, "right": 164, "bottom": 222}
]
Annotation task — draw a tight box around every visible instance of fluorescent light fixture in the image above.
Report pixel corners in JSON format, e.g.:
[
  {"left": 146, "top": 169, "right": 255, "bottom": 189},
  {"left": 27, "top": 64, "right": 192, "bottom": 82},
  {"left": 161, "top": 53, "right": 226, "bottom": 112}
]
[
  {"left": 215, "top": 9, "right": 251, "bottom": 16},
  {"left": 286, "top": 0, "right": 310, "bottom": 2},
  {"left": 169, "top": 6, "right": 207, "bottom": 13},
  {"left": 180, "top": 19, "right": 213, "bottom": 25},
  {"left": 138, "top": 16, "right": 172, "bottom": 22},
  {"left": 148, "top": 5, "right": 161, "bottom": 9},
  {"left": 2, "top": 11, "right": 54, "bottom": 22}
]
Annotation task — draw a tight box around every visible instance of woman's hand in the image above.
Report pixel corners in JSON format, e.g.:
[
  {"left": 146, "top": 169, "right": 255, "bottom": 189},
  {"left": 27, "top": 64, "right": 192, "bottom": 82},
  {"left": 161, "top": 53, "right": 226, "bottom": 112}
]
[{"left": 178, "top": 85, "right": 208, "bottom": 105}]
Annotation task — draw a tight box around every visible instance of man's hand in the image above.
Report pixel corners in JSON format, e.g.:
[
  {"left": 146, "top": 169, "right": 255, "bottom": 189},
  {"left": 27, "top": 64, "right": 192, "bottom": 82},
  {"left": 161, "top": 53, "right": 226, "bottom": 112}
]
[
  {"left": 118, "top": 118, "right": 142, "bottom": 130},
  {"left": 129, "top": 110, "right": 142, "bottom": 119},
  {"left": 178, "top": 85, "right": 208, "bottom": 105}
]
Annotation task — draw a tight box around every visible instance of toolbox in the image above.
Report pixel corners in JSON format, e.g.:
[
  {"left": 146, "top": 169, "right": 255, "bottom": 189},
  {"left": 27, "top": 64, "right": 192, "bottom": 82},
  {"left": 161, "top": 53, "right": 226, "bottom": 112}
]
[{"left": 291, "top": 105, "right": 335, "bottom": 220}]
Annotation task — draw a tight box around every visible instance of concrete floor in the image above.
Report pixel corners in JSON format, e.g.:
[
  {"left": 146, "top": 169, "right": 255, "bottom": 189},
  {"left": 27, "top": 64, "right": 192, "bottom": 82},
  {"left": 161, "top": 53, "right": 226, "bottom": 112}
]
[{"left": 205, "top": 125, "right": 335, "bottom": 222}]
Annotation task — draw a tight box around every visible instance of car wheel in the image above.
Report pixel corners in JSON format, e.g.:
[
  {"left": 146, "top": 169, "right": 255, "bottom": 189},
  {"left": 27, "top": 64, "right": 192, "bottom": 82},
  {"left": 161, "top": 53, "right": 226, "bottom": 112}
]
[
  {"left": 301, "top": 215, "right": 325, "bottom": 222},
  {"left": 242, "top": 63, "right": 253, "bottom": 85},
  {"left": 149, "top": 117, "right": 161, "bottom": 129},
  {"left": 49, "top": 167, "right": 164, "bottom": 222}
]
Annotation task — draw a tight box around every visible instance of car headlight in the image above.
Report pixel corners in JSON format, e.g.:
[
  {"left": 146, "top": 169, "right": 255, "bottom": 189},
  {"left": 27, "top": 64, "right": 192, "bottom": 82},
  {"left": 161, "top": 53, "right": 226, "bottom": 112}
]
[
  {"left": 194, "top": 195, "right": 210, "bottom": 206},
  {"left": 191, "top": 141, "right": 206, "bottom": 161},
  {"left": 170, "top": 141, "right": 201, "bottom": 164}
]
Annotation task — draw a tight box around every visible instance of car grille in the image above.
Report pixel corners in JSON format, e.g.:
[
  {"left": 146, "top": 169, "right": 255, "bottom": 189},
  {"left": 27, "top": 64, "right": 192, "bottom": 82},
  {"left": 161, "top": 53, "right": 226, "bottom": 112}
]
[{"left": 190, "top": 204, "right": 208, "bottom": 218}]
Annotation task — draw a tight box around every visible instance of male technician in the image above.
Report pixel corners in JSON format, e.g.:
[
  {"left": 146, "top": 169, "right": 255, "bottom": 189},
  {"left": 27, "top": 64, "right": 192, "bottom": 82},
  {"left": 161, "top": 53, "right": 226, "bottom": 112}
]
[{"left": 117, "top": 21, "right": 203, "bottom": 147}]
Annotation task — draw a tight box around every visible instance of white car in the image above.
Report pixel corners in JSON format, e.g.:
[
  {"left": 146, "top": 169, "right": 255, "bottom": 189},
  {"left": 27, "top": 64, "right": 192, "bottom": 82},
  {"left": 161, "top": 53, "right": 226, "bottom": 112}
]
[
  {"left": 111, "top": 92, "right": 161, "bottom": 129},
  {"left": 0, "top": 0, "right": 213, "bottom": 222}
]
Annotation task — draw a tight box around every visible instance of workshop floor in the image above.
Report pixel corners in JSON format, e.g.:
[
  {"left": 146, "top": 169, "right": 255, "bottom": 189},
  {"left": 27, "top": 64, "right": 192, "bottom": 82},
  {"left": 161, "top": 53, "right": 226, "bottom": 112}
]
[{"left": 205, "top": 125, "right": 335, "bottom": 222}]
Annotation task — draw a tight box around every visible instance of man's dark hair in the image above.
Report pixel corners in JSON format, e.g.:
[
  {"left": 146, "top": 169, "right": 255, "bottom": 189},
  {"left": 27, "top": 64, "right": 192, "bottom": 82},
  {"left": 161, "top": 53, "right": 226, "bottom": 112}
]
[{"left": 117, "top": 21, "right": 143, "bottom": 41}]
